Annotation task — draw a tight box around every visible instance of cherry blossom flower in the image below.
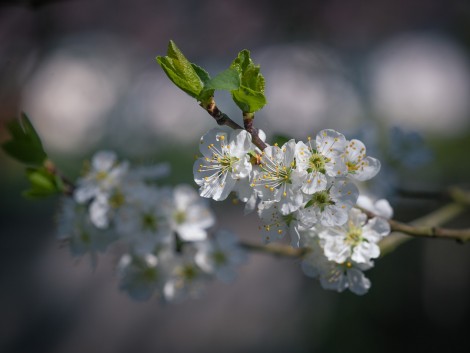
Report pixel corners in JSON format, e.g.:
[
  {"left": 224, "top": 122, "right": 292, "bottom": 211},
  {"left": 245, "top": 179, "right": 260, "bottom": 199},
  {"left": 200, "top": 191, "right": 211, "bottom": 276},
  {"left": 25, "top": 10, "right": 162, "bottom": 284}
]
[{"left": 193, "top": 128, "right": 252, "bottom": 201}]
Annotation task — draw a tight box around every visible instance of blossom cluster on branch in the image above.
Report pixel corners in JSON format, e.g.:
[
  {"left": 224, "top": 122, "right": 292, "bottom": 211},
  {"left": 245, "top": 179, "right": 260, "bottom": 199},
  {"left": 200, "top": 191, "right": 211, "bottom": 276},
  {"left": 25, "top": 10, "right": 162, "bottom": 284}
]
[
  {"left": 2, "top": 40, "right": 469, "bottom": 303},
  {"left": 58, "top": 151, "right": 247, "bottom": 302},
  {"left": 193, "top": 127, "right": 392, "bottom": 294}
]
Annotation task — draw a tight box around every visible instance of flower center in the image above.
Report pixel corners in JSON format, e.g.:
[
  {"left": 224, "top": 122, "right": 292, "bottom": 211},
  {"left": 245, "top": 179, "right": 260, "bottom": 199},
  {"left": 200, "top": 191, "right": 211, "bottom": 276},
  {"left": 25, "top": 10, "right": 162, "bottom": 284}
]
[
  {"left": 141, "top": 212, "right": 157, "bottom": 232},
  {"left": 142, "top": 267, "right": 158, "bottom": 281},
  {"left": 212, "top": 251, "right": 227, "bottom": 265},
  {"left": 306, "top": 190, "right": 335, "bottom": 211},
  {"left": 174, "top": 210, "right": 186, "bottom": 224},
  {"left": 346, "top": 161, "right": 360, "bottom": 173},
  {"left": 346, "top": 225, "right": 363, "bottom": 246},
  {"left": 308, "top": 152, "right": 327, "bottom": 174},
  {"left": 180, "top": 264, "right": 198, "bottom": 280},
  {"left": 109, "top": 190, "right": 125, "bottom": 208},
  {"left": 218, "top": 154, "right": 239, "bottom": 172},
  {"left": 95, "top": 170, "right": 108, "bottom": 181}
]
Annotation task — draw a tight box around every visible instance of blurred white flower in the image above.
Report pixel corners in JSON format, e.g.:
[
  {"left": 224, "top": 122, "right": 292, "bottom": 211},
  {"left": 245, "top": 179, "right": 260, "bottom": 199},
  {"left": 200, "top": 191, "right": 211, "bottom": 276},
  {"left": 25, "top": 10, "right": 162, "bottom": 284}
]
[{"left": 195, "top": 230, "right": 247, "bottom": 282}]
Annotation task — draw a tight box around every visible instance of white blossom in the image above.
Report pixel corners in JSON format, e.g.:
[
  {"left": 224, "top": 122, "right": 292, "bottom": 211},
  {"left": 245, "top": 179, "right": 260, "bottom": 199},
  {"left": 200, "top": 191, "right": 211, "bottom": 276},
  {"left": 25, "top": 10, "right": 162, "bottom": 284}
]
[
  {"left": 114, "top": 184, "right": 172, "bottom": 255},
  {"left": 257, "top": 201, "right": 302, "bottom": 246},
  {"left": 343, "top": 139, "right": 381, "bottom": 181},
  {"left": 251, "top": 140, "right": 306, "bottom": 215},
  {"left": 193, "top": 128, "right": 252, "bottom": 201},
  {"left": 163, "top": 246, "right": 209, "bottom": 302},
  {"left": 57, "top": 198, "right": 116, "bottom": 267},
  {"left": 74, "top": 150, "right": 128, "bottom": 204},
  {"left": 195, "top": 230, "right": 247, "bottom": 282},
  {"left": 357, "top": 194, "right": 393, "bottom": 219},
  {"left": 319, "top": 208, "right": 391, "bottom": 264},
  {"left": 301, "top": 236, "right": 373, "bottom": 295},
  {"left": 161, "top": 184, "right": 215, "bottom": 242},
  {"left": 295, "top": 129, "right": 347, "bottom": 194},
  {"left": 117, "top": 252, "right": 167, "bottom": 301},
  {"left": 298, "top": 177, "right": 358, "bottom": 227}
]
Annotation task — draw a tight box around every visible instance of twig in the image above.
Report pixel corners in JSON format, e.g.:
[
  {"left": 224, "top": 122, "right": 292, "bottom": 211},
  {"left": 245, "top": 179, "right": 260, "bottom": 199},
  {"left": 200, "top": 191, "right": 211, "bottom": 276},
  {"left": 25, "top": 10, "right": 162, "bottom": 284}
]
[
  {"left": 379, "top": 202, "right": 467, "bottom": 256},
  {"left": 44, "top": 159, "right": 75, "bottom": 196},
  {"left": 239, "top": 242, "right": 310, "bottom": 257},
  {"left": 239, "top": 202, "right": 469, "bottom": 259},
  {"left": 201, "top": 97, "right": 267, "bottom": 151},
  {"left": 243, "top": 112, "right": 268, "bottom": 151}
]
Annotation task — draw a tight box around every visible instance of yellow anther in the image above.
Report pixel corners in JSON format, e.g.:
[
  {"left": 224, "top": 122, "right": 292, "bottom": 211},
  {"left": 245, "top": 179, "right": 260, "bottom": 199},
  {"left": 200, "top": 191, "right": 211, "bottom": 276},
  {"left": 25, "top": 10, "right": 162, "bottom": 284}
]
[{"left": 278, "top": 229, "right": 283, "bottom": 234}]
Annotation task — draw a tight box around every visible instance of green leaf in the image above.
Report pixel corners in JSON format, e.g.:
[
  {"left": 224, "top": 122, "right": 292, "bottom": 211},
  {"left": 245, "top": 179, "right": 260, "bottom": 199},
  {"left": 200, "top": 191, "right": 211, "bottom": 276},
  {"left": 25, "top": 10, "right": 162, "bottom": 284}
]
[
  {"left": 271, "top": 134, "right": 292, "bottom": 147},
  {"left": 1, "top": 112, "right": 47, "bottom": 166},
  {"left": 205, "top": 68, "right": 240, "bottom": 91},
  {"left": 231, "top": 86, "right": 267, "bottom": 113},
  {"left": 304, "top": 199, "right": 315, "bottom": 209},
  {"left": 229, "top": 50, "right": 266, "bottom": 113},
  {"left": 23, "top": 166, "right": 63, "bottom": 199},
  {"left": 156, "top": 40, "right": 206, "bottom": 98},
  {"left": 191, "top": 63, "right": 211, "bottom": 86}
]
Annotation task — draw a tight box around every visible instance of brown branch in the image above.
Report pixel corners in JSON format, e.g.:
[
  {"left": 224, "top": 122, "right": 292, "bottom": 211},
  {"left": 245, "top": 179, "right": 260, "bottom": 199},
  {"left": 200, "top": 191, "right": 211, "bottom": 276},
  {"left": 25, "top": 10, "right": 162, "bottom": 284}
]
[
  {"left": 243, "top": 112, "right": 268, "bottom": 151},
  {"left": 388, "top": 218, "right": 470, "bottom": 242},
  {"left": 395, "top": 186, "right": 470, "bottom": 206},
  {"left": 201, "top": 98, "right": 243, "bottom": 130},
  {"left": 200, "top": 97, "right": 267, "bottom": 151},
  {"left": 379, "top": 202, "right": 468, "bottom": 256},
  {"left": 239, "top": 241, "right": 310, "bottom": 257},
  {"left": 240, "top": 202, "right": 469, "bottom": 260},
  {"left": 44, "top": 159, "right": 75, "bottom": 196}
]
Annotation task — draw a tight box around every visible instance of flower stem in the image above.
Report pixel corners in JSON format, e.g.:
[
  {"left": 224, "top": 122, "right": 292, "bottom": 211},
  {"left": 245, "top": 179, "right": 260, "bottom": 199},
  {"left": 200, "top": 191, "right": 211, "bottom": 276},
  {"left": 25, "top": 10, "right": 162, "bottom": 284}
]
[{"left": 200, "top": 97, "right": 267, "bottom": 151}]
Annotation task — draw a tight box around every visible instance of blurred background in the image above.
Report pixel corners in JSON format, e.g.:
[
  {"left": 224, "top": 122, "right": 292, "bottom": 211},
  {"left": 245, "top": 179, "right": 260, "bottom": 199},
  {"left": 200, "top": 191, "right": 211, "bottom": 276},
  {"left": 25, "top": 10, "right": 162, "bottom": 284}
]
[{"left": 1, "top": 0, "right": 470, "bottom": 352}]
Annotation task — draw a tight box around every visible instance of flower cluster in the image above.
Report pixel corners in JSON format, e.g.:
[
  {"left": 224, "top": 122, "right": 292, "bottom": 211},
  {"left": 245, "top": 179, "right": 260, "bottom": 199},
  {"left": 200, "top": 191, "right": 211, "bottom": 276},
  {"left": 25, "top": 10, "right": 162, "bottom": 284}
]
[
  {"left": 57, "top": 151, "right": 248, "bottom": 301},
  {"left": 194, "top": 128, "right": 391, "bottom": 294}
]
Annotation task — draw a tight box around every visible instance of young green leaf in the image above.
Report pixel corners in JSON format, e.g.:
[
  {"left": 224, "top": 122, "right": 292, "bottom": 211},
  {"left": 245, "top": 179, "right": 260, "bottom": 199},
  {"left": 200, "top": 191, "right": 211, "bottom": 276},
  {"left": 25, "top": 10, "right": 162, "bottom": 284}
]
[
  {"left": 232, "top": 86, "right": 266, "bottom": 113},
  {"left": 205, "top": 68, "right": 240, "bottom": 91},
  {"left": 23, "top": 166, "right": 64, "bottom": 199},
  {"left": 156, "top": 40, "right": 206, "bottom": 99},
  {"left": 1, "top": 112, "right": 47, "bottom": 166},
  {"left": 271, "top": 134, "right": 292, "bottom": 147},
  {"left": 229, "top": 50, "right": 266, "bottom": 113}
]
